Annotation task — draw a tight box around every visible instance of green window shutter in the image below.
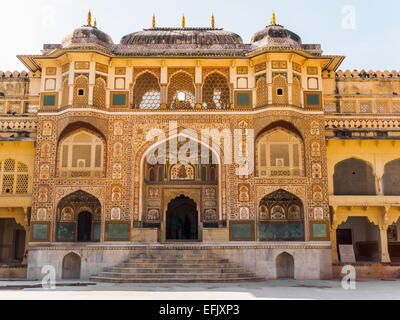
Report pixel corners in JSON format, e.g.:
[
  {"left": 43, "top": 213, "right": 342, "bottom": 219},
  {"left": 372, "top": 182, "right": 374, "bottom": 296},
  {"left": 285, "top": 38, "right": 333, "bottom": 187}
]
[
  {"left": 43, "top": 94, "right": 56, "bottom": 107},
  {"left": 312, "top": 223, "right": 328, "bottom": 239},
  {"left": 112, "top": 94, "right": 127, "bottom": 107},
  {"left": 56, "top": 224, "right": 75, "bottom": 241},
  {"left": 236, "top": 93, "right": 251, "bottom": 107},
  {"left": 306, "top": 93, "right": 321, "bottom": 107},
  {"left": 107, "top": 223, "right": 129, "bottom": 240},
  {"left": 32, "top": 224, "right": 49, "bottom": 241}
]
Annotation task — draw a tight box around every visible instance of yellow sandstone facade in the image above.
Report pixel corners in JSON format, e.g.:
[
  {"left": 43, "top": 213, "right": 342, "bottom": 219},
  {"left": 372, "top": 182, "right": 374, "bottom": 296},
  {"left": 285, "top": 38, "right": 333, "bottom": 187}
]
[{"left": 0, "top": 12, "right": 399, "bottom": 281}]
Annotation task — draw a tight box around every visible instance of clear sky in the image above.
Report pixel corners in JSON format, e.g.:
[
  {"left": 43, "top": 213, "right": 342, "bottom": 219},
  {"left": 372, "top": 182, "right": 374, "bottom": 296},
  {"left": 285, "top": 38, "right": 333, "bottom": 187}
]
[{"left": 1, "top": 0, "right": 399, "bottom": 71}]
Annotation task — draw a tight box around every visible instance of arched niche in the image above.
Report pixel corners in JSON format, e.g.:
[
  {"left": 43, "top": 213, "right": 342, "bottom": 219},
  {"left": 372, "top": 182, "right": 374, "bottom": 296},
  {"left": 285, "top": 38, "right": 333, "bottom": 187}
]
[{"left": 334, "top": 158, "right": 376, "bottom": 195}]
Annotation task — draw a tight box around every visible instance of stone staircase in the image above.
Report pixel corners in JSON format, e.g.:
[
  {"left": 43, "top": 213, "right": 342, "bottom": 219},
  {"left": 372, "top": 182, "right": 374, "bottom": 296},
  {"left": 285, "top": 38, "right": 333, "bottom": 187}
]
[{"left": 90, "top": 248, "right": 265, "bottom": 283}]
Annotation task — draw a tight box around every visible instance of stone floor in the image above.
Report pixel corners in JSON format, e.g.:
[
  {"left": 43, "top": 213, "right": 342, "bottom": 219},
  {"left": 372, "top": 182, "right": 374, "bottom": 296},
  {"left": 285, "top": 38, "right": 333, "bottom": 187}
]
[{"left": 0, "top": 280, "right": 400, "bottom": 300}]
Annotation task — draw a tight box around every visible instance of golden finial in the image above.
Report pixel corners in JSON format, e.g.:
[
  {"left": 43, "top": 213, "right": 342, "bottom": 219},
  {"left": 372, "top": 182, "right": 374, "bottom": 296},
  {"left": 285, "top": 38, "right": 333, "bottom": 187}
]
[
  {"left": 211, "top": 13, "right": 215, "bottom": 28},
  {"left": 152, "top": 14, "right": 156, "bottom": 28},
  {"left": 87, "top": 10, "right": 92, "bottom": 26},
  {"left": 94, "top": 18, "right": 97, "bottom": 28},
  {"left": 270, "top": 11, "right": 276, "bottom": 25},
  {"left": 182, "top": 14, "right": 185, "bottom": 28}
]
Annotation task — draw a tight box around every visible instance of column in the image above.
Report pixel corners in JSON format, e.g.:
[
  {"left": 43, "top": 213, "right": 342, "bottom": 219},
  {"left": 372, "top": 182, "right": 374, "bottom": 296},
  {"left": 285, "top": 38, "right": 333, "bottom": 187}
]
[
  {"left": 160, "top": 64, "right": 168, "bottom": 108},
  {"left": 376, "top": 160, "right": 384, "bottom": 196},
  {"left": 380, "top": 226, "right": 391, "bottom": 263},
  {"left": 380, "top": 206, "right": 391, "bottom": 263},
  {"left": 21, "top": 209, "right": 30, "bottom": 265},
  {"left": 195, "top": 84, "right": 202, "bottom": 107},
  {"left": 88, "top": 62, "right": 96, "bottom": 106},
  {"left": 288, "top": 63, "right": 293, "bottom": 105},
  {"left": 68, "top": 63, "right": 74, "bottom": 105},
  {"left": 288, "top": 85, "right": 293, "bottom": 105},
  {"left": 160, "top": 85, "right": 167, "bottom": 108},
  {"left": 88, "top": 85, "right": 94, "bottom": 106},
  {"left": 331, "top": 206, "right": 340, "bottom": 264}
]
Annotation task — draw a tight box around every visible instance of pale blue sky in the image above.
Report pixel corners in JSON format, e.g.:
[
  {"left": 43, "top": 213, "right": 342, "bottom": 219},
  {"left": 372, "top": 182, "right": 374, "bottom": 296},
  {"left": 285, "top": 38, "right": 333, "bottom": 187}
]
[{"left": 1, "top": 0, "right": 399, "bottom": 71}]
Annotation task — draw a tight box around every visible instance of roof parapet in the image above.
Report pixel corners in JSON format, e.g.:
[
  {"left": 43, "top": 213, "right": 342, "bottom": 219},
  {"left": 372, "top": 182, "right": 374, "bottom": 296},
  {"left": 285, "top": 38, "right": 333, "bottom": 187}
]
[
  {"left": 0, "top": 70, "right": 40, "bottom": 79},
  {"left": 332, "top": 69, "right": 400, "bottom": 79}
]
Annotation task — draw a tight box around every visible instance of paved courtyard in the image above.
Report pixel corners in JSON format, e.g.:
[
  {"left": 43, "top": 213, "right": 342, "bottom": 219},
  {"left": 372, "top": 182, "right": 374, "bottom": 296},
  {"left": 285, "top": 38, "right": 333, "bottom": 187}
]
[{"left": 0, "top": 280, "right": 399, "bottom": 300}]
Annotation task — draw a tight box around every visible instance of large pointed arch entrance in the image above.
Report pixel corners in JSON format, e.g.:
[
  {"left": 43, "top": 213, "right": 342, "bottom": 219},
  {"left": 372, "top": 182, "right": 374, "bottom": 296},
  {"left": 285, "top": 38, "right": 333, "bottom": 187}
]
[
  {"left": 166, "top": 195, "right": 199, "bottom": 241},
  {"left": 138, "top": 133, "right": 223, "bottom": 243}
]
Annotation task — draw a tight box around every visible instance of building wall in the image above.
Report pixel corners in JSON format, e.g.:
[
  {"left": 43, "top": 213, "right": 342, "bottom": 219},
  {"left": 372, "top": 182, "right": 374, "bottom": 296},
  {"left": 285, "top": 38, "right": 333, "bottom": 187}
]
[{"left": 1, "top": 53, "right": 400, "bottom": 279}]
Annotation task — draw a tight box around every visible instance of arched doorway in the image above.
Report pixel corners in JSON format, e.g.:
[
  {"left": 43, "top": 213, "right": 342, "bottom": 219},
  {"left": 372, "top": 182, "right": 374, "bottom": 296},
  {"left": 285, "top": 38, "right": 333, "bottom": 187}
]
[
  {"left": 258, "top": 189, "right": 305, "bottom": 241},
  {"left": 62, "top": 252, "right": 81, "bottom": 280},
  {"left": 166, "top": 195, "right": 199, "bottom": 241},
  {"left": 56, "top": 191, "right": 101, "bottom": 242},
  {"left": 276, "top": 252, "right": 295, "bottom": 279},
  {"left": 139, "top": 136, "right": 222, "bottom": 243},
  {"left": 77, "top": 211, "right": 92, "bottom": 242}
]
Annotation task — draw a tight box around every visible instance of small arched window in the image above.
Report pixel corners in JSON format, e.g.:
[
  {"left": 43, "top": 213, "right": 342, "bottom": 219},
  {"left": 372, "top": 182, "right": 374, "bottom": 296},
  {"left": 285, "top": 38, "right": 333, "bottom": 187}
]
[
  {"left": 383, "top": 159, "right": 400, "bottom": 195},
  {"left": 272, "top": 75, "right": 288, "bottom": 104},
  {"left": 256, "top": 76, "right": 268, "bottom": 107},
  {"left": 132, "top": 72, "right": 161, "bottom": 109},
  {"left": 59, "top": 130, "right": 105, "bottom": 178},
  {"left": 93, "top": 77, "right": 106, "bottom": 108},
  {"left": 0, "top": 159, "right": 29, "bottom": 194},
  {"left": 334, "top": 158, "right": 376, "bottom": 195},
  {"left": 168, "top": 71, "right": 196, "bottom": 109},
  {"left": 73, "top": 75, "right": 89, "bottom": 105},
  {"left": 256, "top": 128, "right": 303, "bottom": 177},
  {"left": 202, "top": 72, "right": 230, "bottom": 109}
]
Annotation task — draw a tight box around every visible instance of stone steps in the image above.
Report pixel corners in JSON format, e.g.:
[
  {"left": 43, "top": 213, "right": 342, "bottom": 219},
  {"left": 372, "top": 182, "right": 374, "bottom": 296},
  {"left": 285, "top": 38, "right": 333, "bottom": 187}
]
[
  {"left": 126, "top": 258, "right": 230, "bottom": 263},
  {"left": 106, "top": 267, "right": 247, "bottom": 273},
  {"left": 90, "top": 248, "right": 264, "bottom": 283},
  {"left": 97, "top": 272, "right": 256, "bottom": 279},
  {"left": 90, "top": 277, "right": 266, "bottom": 284},
  {"left": 117, "top": 262, "right": 242, "bottom": 268}
]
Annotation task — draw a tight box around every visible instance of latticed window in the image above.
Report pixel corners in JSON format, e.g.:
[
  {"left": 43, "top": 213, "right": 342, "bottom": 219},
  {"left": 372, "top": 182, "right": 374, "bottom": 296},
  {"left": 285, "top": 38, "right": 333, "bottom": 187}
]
[
  {"left": 93, "top": 77, "right": 106, "bottom": 108},
  {"left": 272, "top": 75, "right": 289, "bottom": 105},
  {"left": 10, "top": 105, "right": 20, "bottom": 113},
  {"left": 132, "top": 72, "right": 161, "bottom": 109},
  {"left": 393, "top": 105, "right": 400, "bottom": 113},
  {"left": 61, "top": 78, "right": 69, "bottom": 106},
  {"left": 257, "top": 129, "right": 303, "bottom": 177},
  {"left": 377, "top": 105, "right": 386, "bottom": 113},
  {"left": 0, "top": 159, "right": 29, "bottom": 195},
  {"left": 360, "top": 104, "right": 371, "bottom": 113},
  {"left": 292, "top": 77, "right": 302, "bottom": 107},
  {"left": 73, "top": 75, "right": 89, "bottom": 105},
  {"left": 168, "top": 72, "right": 196, "bottom": 109},
  {"left": 343, "top": 103, "right": 354, "bottom": 113},
  {"left": 324, "top": 104, "right": 337, "bottom": 113},
  {"left": 256, "top": 76, "right": 268, "bottom": 107},
  {"left": 202, "top": 72, "right": 230, "bottom": 109},
  {"left": 59, "top": 130, "right": 105, "bottom": 178}
]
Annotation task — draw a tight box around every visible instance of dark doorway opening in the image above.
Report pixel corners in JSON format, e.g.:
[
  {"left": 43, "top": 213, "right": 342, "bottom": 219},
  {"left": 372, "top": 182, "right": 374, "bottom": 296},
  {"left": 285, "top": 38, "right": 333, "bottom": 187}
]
[
  {"left": 14, "top": 229, "right": 26, "bottom": 261},
  {"left": 77, "top": 211, "right": 92, "bottom": 242},
  {"left": 0, "top": 218, "right": 26, "bottom": 264},
  {"left": 337, "top": 229, "right": 353, "bottom": 261},
  {"left": 166, "top": 195, "right": 199, "bottom": 241}
]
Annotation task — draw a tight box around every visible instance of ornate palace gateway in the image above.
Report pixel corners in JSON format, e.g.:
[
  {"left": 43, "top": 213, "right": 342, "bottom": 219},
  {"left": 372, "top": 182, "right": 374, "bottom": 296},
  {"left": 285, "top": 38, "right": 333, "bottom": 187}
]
[{"left": 0, "top": 12, "right": 399, "bottom": 281}]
